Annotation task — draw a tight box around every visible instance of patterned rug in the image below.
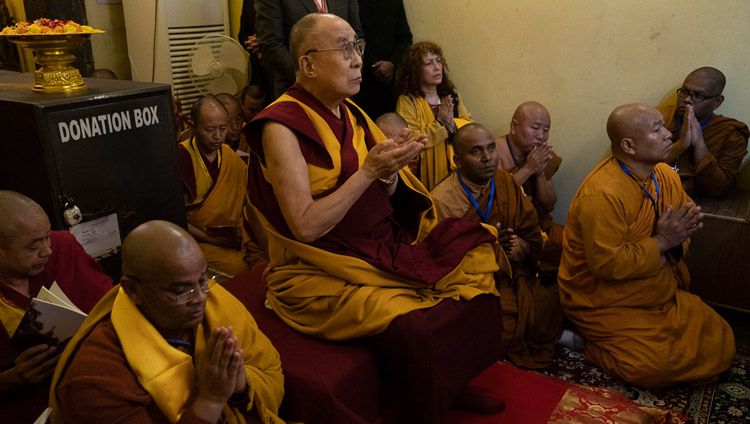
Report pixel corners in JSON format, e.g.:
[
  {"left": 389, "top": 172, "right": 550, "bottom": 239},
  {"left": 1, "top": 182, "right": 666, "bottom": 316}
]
[{"left": 542, "top": 345, "right": 750, "bottom": 423}]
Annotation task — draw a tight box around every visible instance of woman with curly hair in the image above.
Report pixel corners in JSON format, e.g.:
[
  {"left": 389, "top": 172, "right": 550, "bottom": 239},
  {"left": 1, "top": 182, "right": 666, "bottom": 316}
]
[{"left": 396, "top": 41, "right": 471, "bottom": 190}]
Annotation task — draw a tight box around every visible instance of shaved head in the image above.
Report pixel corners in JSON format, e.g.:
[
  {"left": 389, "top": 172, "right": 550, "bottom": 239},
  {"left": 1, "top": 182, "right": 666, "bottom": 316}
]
[
  {"left": 509, "top": 101, "right": 552, "bottom": 154},
  {"left": 512, "top": 101, "right": 550, "bottom": 124},
  {"left": 606, "top": 103, "right": 656, "bottom": 149},
  {"left": 606, "top": 103, "right": 672, "bottom": 172},
  {"left": 191, "top": 96, "right": 227, "bottom": 126},
  {"left": 686, "top": 67, "right": 726, "bottom": 94},
  {"left": 214, "top": 93, "right": 241, "bottom": 109},
  {"left": 0, "top": 191, "right": 46, "bottom": 248},
  {"left": 452, "top": 123, "right": 499, "bottom": 185},
  {"left": 90, "top": 68, "right": 118, "bottom": 80},
  {"left": 0, "top": 191, "right": 52, "bottom": 281},
  {"left": 289, "top": 13, "right": 326, "bottom": 72},
  {"left": 375, "top": 113, "right": 408, "bottom": 139},
  {"left": 121, "top": 220, "right": 202, "bottom": 278},
  {"left": 214, "top": 93, "right": 243, "bottom": 143},
  {"left": 454, "top": 123, "right": 494, "bottom": 155},
  {"left": 120, "top": 220, "right": 208, "bottom": 336},
  {"left": 241, "top": 84, "right": 265, "bottom": 102}
]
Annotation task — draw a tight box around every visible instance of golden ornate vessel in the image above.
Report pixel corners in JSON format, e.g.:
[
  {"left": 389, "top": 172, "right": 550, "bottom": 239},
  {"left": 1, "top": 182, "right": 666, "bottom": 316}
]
[{"left": 5, "top": 33, "right": 99, "bottom": 93}]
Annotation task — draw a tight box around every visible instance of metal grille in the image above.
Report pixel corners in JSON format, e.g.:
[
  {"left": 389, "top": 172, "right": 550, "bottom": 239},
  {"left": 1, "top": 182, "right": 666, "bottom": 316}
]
[{"left": 168, "top": 25, "right": 226, "bottom": 112}]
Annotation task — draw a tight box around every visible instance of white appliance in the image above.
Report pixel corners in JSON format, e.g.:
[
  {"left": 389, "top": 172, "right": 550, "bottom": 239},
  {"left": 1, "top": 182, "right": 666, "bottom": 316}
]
[{"left": 122, "top": 0, "right": 230, "bottom": 110}]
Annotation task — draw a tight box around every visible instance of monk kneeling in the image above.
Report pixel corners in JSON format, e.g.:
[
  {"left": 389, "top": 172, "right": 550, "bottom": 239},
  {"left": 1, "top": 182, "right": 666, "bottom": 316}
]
[{"left": 558, "top": 103, "right": 735, "bottom": 388}]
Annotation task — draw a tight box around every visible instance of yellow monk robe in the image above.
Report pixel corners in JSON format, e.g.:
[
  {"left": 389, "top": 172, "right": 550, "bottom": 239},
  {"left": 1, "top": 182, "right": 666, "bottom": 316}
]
[
  {"left": 657, "top": 104, "right": 750, "bottom": 198},
  {"left": 396, "top": 93, "right": 472, "bottom": 190},
  {"left": 50, "top": 285, "right": 285, "bottom": 424},
  {"left": 431, "top": 169, "right": 564, "bottom": 368},
  {"left": 245, "top": 86, "right": 507, "bottom": 341},
  {"left": 559, "top": 157, "right": 735, "bottom": 388},
  {"left": 179, "top": 138, "right": 265, "bottom": 275},
  {"left": 228, "top": 124, "right": 253, "bottom": 157}
]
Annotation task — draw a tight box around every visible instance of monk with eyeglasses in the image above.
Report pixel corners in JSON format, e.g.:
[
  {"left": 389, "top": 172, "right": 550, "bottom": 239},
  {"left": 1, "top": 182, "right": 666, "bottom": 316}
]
[
  {"left": 51, "top": 221, "right": 285, "bottom": 424},
  {"left": 657, "top": 67, "right": 749, "bottom": 198}
]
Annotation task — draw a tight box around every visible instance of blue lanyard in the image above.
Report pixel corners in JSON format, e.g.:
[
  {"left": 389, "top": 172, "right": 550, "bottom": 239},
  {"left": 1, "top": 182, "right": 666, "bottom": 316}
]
[
  {"left": 166, "top": 338, "right": 193, "bottom": 349},
  {"left": 457, "top": 171, "right": 494, "bottom": 223},
  {"left": 617, "top": 160, "right": 660, "bottom": 220}
]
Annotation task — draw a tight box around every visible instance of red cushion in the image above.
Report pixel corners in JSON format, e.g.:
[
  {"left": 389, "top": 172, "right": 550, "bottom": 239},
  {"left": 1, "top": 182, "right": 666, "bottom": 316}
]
[
  {"left": 223, "top": 263, "right": 504, "bottom": 424},
  {"left": 223, "top": 264, "right": 381, "bottom": 423}
]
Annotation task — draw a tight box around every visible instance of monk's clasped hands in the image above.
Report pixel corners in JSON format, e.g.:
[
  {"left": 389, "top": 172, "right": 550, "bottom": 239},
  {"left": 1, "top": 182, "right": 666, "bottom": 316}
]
[
  {"left": 680, "top": 105, "right": 705, "bottom": 150},
  {"left": 196, "top": 326, "right": 247, "bottom": 401},
  {"left": 654, "top": 202, "right": 703, "bottom": 252},
  {"left": 524, "top": 143, "right": 554, "bottom": 175}
]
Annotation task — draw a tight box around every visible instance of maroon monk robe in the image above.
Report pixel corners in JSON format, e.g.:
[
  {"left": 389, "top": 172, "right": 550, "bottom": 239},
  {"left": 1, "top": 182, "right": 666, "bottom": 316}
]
[{"left": 245, "top": 84, "right": 495, "bottom": 286}]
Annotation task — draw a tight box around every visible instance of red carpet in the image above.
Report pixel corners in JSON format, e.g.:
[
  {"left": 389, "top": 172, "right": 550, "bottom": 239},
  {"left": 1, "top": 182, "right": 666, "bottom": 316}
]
[{"left": 444, "top": 361, "right": 689, "bottom": 423}]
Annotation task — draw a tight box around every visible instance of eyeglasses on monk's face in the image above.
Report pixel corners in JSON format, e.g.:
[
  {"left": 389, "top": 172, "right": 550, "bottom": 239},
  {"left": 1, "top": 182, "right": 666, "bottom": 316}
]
[
  {"left": 126, "top": 274, "right": 215, "bottom": 305},
  {"left": 305, "top": 38, "right": 366, "bottom": 60},
  {"left": 676, "top": 87, "right": 720, "bottom": 102}
]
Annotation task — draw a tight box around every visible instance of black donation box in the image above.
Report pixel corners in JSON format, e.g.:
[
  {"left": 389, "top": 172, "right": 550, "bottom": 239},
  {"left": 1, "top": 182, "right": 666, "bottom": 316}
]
[{"left": 0, "top": 72, "right": 186, "bottom": 276}]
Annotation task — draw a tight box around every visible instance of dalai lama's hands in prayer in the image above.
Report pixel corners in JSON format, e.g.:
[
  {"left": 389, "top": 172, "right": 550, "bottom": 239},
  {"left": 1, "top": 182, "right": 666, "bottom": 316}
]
[
  {"left": 0, "top": 344, "right": 59, "bottom": 391},
  {"left": 362, "top": 127, "right": 426, "bottom": 184},
  {"left": 524, "top": 143, "right": 554, "bottom": 176},
  {"left": 192, "top": 326, "right": 247, "bottom": 422},
  {"left": 497, "top": 226, "right": 531, "bottom": 262},
  {"left": 654, "top": 202, "right": 703, "bottom": 252}
]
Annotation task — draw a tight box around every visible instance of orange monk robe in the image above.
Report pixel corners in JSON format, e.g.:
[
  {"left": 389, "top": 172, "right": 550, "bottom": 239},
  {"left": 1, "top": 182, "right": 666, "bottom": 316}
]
[
  {"left": 396, "top": 93, "right": 471, "bottom": 190},
  {"left": 657, "top": 104, "right": 750, "bottom": 198},
  {"left": 505, "top": 152, "right": 562, "bottom": 236},
  {"left": 431, "top": 169, "right": 564, "bottom": 368},
  {"left": 558, "top": 158, "right": 735, "bottom": 388},
  {"left": 50, "top": 285, "right": 285, "bottom": 424},
  {"left": 179, "top": 139, "right": 265, "bottom": 275},
  {"left": 505, "top": 151, "right": 564, "bottom": 274}
]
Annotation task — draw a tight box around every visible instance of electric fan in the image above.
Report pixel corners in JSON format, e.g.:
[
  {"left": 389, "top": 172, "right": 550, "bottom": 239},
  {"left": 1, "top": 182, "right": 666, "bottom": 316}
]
[{"left": 188, "top": 34, "right": 250, "bottom": 97}]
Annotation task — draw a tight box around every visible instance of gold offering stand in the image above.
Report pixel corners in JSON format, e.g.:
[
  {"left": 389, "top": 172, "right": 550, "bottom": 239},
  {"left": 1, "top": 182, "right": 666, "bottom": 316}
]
[{"left": 4, "top": 33, "right": 99, "bottom": 93}]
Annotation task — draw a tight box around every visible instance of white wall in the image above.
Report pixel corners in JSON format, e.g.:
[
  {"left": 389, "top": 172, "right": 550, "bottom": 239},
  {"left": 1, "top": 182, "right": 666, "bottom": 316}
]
[
  {"left": 404, "top": 0, "right": 750, "bottom": 222},
  {"left": 86, "top": 0, "right": 132, "bottom": 80}
]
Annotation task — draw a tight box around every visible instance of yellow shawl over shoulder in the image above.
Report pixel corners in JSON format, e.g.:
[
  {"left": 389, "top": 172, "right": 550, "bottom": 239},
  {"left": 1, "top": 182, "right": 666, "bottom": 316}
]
[
  {"left": 50, "top": 285, "right": 285, "bottom": 423},
  {"left": 248, "top": 95, "right": 501, "bottom": 341},
  {"left": 396, "top": 94, "right": 471, "bottom": 190}
]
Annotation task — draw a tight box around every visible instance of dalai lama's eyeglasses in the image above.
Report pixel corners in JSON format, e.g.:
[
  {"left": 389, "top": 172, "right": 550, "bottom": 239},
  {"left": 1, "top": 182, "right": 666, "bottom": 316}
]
[
  {"left": 305, "top": 38, "right": 366, "bottom": 60},
  {"left": 676, "top": 87, "right": 721, "bottom": 102},
  {"left": 125, "top": 274, "right": 215, "bottom": 305}
]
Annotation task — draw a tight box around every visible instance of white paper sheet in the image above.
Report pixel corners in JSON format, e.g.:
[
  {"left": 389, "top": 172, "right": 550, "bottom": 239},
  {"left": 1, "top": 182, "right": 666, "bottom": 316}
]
[{"left": 70, "top": 213, "right": 122, "bottom": 259}]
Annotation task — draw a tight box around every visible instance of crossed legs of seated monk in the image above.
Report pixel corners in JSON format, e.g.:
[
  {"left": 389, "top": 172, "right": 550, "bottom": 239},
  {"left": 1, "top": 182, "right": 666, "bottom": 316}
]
[{"left": 243, "top": 13, "right": 508, "bottom": 422}]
